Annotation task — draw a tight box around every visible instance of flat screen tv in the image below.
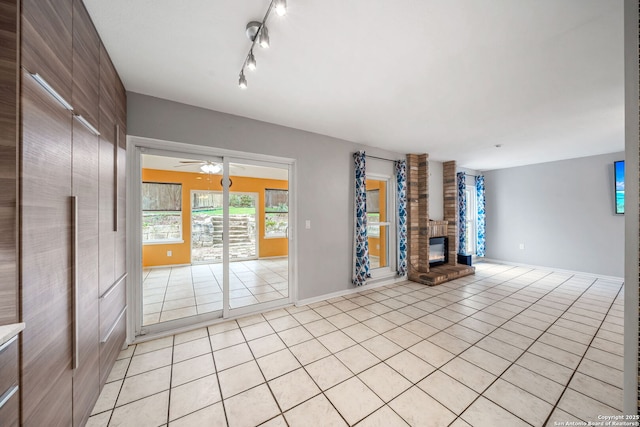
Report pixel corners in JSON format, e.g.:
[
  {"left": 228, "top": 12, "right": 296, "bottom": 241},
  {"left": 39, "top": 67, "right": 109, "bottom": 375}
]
[{"left": 614, "top": 160, "right": 624, "bottom": 215}]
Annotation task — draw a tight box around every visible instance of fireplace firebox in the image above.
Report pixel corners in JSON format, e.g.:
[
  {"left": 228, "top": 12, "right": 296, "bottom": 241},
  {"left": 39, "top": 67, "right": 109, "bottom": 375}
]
[{"left": 429, "top": 237, "right": 448, "bottom": 266}]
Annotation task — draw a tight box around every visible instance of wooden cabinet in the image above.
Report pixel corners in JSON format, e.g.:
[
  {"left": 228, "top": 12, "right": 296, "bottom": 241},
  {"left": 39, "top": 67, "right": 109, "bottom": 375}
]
[
  {"left": 0, "top": 337, "right": 20, "bottom": 427},
  {"left": 6, "top": 0, "right": 128, "bottom": 425},
  {"left": 72, "top": 0, "right": 100, "bottom": 127},
  {"left": 20, "top": 67, "right": 74, "bottom": 427},
  {"left": 0, "top": 0, "right": 19, "bottom": 328},
  {"left": 98, "top": 41, "right": 128, "bottom": 387},
  {"left": 21, "top": 0, "right": 73, "bottom": 104},
  {"left": 71, "top": 1, "right": 101, "bottom": 423}
]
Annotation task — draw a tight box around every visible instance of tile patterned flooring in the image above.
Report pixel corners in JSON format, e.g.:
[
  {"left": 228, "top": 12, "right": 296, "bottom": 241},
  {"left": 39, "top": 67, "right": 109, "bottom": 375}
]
[
  {"left": 143, "top": 258, "right": 289, "bottom": 326},
  {"left": 91, "top": 262, "right": 625, "bottom": 426}
]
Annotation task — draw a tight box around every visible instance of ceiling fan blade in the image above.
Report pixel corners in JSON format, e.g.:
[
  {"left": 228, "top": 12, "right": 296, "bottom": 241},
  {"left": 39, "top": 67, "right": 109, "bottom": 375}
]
[{"left": 178, "top": 160, "right": 206, "bottom": 164}]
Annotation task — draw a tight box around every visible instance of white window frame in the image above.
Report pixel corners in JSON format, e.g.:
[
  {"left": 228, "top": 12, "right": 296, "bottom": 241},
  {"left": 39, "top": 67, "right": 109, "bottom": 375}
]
[
  {"left": 142, "top": 182, "right": 183, "bottom": 245},
  {"left": 264, "top": 188, "right": 289, "bottom": 239},
  {"left": 465, "top": 185, "right": 477, "bottom": 255},
  {"left": 366, "top": 172, "right": 397, "bottom": 279}
]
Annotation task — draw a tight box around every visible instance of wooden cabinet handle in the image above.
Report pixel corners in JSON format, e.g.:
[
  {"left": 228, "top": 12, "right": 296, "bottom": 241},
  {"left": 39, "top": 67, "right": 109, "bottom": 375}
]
[
  {"left": 0, "top": 385, "right": 18, "bottom": 410},
  {"left": 27, "top": 71, "right": 73, "bottom": 111},
  {"left": 74, "top": 114, "right": 100, "bottom": 136},
  {"left": 114, "top": 124, "right": 119, "bottom": 232},
  {"left": 71, "top": 196, "right": 79, "bottom": 370},
  {"left": 100, "top": 273, "right": 127, "bottom": 301},
  {"left": 101, "top": 306, "right": 126, "bottom": 344},
  {"left": 0, "top": 335, "right": 17, "bottom": 354}
]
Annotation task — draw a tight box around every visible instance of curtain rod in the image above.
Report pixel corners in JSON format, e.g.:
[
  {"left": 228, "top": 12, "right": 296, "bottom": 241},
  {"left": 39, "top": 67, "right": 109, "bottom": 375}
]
[{"left": 367, "top": 155, "right": 402, "bottom": 163}]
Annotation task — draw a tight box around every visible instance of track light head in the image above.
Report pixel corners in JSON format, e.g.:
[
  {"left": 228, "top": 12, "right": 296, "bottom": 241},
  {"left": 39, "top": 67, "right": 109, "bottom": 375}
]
[
  {"left": 258, "top": 26, "right": 270, "bottom": 48},
  {"left": 238, "top": 73, "right": 247, "bottom": 89},
  {"left": 274, "top": 0, "right": 287, "bottom": 16},
  {"left": 247, "top": 51, "right": 256, "bottom": 71}
]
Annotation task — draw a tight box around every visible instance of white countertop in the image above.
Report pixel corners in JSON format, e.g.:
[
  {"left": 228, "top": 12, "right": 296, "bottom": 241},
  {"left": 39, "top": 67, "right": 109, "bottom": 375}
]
[{"left": 0, "top": 323, "right": 25, "bottom": 347}]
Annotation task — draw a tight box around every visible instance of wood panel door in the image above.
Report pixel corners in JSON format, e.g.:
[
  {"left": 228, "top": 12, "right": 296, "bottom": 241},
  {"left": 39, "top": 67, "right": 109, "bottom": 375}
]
[
  {"left": 72, "top": 0, "right": 100, "bottom": 126},
  {"left": 21, "top": 0, "right": 73, "bottom": 103},
  {"left": 115, "top": 75, "right": 126, "bottom": 280},
  {"left": 71, "top": 1, "right": 101, "bottom": 423},
  {"left": 71, "top": 118, "right": 100, "bottom": 426},
  {"left": 20, "top": 69, "right": 73, "bottom": 427},
  {"left": 98, "top": 42, "right": 116, "bottom": 297}
]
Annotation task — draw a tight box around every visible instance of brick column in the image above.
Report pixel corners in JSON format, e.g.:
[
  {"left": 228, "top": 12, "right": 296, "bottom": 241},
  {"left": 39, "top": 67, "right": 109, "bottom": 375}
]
[
  {"left": 407, "top": 154, "right": 429, "bottom": 279},
  {"left": 443, "top": 161, "right": 458, "bottom": 265}
]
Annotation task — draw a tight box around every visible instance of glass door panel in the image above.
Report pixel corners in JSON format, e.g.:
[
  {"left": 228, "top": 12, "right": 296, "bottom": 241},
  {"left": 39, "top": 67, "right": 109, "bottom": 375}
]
[
  {"left": 140, "top": 152, "right": 224, "bottom": 328},
  {"left": 225, "top": 160, "right": 290, "bottom": 313}
]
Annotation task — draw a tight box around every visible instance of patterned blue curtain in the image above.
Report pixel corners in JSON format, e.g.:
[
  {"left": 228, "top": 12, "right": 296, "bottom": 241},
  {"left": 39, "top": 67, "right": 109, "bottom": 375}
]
[
  {"left": 352, "top": 151, "right": 371, "bottom": 286},
  {"left": 476, "top": 175, "right": 486, "bottom": 257},
  {"left": 457, "top": 172, "right": 467, "bottom": 254},
  {"left": 395, "top": 160, "right": 407, "bottom": 276}
]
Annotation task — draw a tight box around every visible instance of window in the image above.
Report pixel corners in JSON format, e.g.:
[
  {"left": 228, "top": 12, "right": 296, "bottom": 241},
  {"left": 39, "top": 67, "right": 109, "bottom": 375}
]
[
  {"left": 464, "top": 186, "right": 477, "bottom": 255},
  {"left": 142, "top": 182, "right": 182, "bottom": 243},
  {"left": 265, "top": 189, "right": 288, "bottom": 238},
  {"left": 366, "top": 189, "right": 380, "bottom": 237},
  {"left": 366, "top": 180, "right": 392, "bottom": 270}
]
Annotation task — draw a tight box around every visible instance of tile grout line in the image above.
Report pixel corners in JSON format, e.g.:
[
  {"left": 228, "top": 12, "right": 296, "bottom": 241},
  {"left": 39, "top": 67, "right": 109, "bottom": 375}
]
[
  {"left": 235, "top": 318, "right": 291, "bottom": 426},
  {"left": 540, "top": 281, "right": 625, "bottom": 426},
  {"left": 205, "top": 322, "right": 231, "bottom": 427},
  {"left": 164, "top": 335, "right": 176, "bottom": 425}
]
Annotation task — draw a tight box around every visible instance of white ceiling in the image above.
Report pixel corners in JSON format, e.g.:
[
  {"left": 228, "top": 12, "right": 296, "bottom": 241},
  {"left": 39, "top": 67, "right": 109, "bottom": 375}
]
[{"left": 84, "top": 0, "right": 624, "bottom": 171}]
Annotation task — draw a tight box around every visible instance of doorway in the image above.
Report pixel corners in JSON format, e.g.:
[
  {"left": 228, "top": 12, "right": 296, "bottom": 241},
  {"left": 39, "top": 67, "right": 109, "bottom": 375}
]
[
  {"left": 191, "top": 191, "right": 259, "bottom": 263},
  {"left": 131, "top": 144, "right": 293, "bottom": 337}
]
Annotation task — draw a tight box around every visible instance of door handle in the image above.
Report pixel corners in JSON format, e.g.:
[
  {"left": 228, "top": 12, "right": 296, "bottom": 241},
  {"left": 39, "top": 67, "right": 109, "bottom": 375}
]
[{"left": 71, "top": 196, "right": 79, "bottom": 370}]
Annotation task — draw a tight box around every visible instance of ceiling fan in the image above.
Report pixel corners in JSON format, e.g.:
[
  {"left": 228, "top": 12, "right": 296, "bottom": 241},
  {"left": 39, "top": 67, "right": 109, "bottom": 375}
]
[{"left": 174, "top": 160, "right": 222, "bottom": 174}]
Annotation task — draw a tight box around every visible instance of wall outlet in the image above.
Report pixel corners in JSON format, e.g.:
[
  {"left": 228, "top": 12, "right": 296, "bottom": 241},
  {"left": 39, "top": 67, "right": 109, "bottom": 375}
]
[
  {"left": 305, "top": 220, "right": 311, "bottom": 229},
  {"left": 167, "top": 250, "right": 172, "bottom": 257},
  {"left": 518, "top": 243, "right": 525, "bottom": 250}
]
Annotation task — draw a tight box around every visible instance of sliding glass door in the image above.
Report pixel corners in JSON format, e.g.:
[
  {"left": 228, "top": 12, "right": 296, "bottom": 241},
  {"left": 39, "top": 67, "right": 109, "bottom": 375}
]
[
  {"left": 134, "top": 147, "right": 293, "bottom": 336},
  {"left": 223, "top": 159, "right": 290, "bottom": 317}
]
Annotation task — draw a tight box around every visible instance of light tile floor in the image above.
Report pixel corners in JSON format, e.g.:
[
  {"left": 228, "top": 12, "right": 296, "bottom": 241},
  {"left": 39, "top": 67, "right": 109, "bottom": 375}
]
[
  {"left": 91, "top": 261, "right": 625, "bottom": 426},
  {"left": 143, "top": 258, "right": 289, "bottom": 326}
]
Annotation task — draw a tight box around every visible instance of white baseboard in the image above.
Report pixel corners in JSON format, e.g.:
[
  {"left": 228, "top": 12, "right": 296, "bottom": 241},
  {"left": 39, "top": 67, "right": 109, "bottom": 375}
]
[
  {"left": 479, "top": 258, "right": 624, "bottom": 282},
  {"left": 296, "top": 275, "right": 409, "bottom": 306}
]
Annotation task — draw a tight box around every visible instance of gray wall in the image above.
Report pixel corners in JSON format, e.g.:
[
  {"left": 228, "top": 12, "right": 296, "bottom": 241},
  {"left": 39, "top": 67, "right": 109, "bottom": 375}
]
[
  {"left": 127, "top": 92, "right": 405, "bottom": 300},
  {"left": 484, "top": 152, "right": 625, "bottom": 277}
]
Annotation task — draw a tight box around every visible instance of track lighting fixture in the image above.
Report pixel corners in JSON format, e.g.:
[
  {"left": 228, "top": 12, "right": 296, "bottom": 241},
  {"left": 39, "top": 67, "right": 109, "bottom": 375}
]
[
  {"left": 257, "top": 26, "right": 270, "bottom": 49},
  {"left": 246, "top": 51, "right": 257, "bottom": 71},
  {"left": 238, "top": 0, "right": 288, "bottom": 89},
  {"left": 238, "top": 72, "right": 247, "bottom": 89}
]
